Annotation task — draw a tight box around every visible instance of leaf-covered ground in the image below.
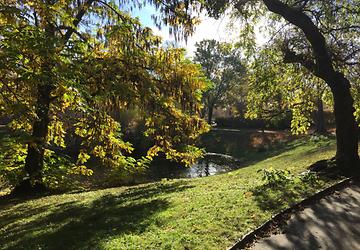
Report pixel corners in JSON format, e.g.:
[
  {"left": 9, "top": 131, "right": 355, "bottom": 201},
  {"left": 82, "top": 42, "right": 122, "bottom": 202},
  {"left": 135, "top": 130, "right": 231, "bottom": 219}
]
[{"left": 0, "top": 138, "right": 342, "bottom": 250}]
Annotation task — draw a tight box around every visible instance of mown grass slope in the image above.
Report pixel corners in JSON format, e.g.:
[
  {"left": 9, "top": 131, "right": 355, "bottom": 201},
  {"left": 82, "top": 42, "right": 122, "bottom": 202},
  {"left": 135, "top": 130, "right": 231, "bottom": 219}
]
[{"left": 0, "top": 138, "right": 341, "bottom": 250}]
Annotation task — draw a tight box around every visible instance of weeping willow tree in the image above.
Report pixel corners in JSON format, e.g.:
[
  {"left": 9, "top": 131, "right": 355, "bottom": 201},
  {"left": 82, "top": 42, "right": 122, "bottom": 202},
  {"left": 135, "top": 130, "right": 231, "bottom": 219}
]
[{"left": 0, "top": 0, "right": 209, "bottom": 193}]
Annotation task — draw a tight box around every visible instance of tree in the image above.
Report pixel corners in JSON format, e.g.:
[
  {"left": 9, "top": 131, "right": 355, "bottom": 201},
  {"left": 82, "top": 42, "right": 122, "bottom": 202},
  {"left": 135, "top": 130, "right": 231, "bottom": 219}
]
[
  {"left": 152, "top": 0, "right": 360, "bottom": 169},
  {"left": 193, "top": 39, "right": 245, "bottom": 124},
  {"left": 245, "top": 0, "right": 360, "bottom": 168},
  {"left": 0, "top": 1, "right": 209, "bottom": 193},
  {"left": 246, "top": 45, "right": 330, "bottom": 135}
]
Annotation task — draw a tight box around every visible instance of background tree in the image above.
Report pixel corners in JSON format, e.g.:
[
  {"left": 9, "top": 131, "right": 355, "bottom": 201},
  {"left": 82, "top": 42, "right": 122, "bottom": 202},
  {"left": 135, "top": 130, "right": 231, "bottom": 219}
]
[
  {"left": 0, "top": 0, "right": 209, "bottom": 193},
  {"left": 193, "top": 39, "right": 245, "bottom": 124}
]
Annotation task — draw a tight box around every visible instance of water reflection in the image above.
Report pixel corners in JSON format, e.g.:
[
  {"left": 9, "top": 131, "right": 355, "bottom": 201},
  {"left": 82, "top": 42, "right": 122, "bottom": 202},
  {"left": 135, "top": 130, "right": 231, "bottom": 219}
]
[{"left": 145, "top": 153, "right": 243, "bottom": 180}]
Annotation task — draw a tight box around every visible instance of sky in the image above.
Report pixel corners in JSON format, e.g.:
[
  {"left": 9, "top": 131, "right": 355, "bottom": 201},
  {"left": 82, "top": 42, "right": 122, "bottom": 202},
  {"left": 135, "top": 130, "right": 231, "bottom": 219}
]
[{"left": 128, "top": 5, "right": 246, "bottom": 57}]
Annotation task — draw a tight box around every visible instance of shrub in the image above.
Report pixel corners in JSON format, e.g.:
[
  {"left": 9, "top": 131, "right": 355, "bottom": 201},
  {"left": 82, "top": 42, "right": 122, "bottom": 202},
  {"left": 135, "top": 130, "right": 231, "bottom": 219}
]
[
  {"left": 258, "top": 168, "right": 294, "bottom": 187},
  {"left": 215, "top": 113, "right": 291, "bottom": 130}
]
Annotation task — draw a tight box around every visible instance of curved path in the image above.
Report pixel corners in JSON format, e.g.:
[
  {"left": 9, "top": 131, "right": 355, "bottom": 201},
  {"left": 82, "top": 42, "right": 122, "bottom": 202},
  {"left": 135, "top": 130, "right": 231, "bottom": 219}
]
[{"left": 251, "top": 183, "right": 360, "bottom": 250}]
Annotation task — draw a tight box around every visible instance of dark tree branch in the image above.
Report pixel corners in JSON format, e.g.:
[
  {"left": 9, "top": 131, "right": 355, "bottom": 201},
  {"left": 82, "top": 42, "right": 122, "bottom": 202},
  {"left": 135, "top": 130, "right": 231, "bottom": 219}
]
[
  {"left": 282, "top": 45, "right": 322, "bottom": 78},
  {"left": 262, "top": 0, "right": 337, "bottom": 86},
  {"left": 58, "top": 25, "right": 93, "bottom": 47},
  {"left": 33, "top": 11, "right": 39, "bottom": 27},
  {"left": 325, "top": 25, "right": 360, "bottom": 34},
  {"left": 63, "top": 0, "right": 95, "bottom": 43}
]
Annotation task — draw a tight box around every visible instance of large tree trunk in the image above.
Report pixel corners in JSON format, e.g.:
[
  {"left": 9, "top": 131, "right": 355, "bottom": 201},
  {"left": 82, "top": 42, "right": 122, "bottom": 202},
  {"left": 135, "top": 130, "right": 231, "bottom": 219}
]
[
  {"left": 13, "top": 83, "right": 52, "bottom": 194},
  {"left": 262, "top": 0, "right": 360, "bottom": 170},
  {"left": 11, "top": 1, "right": 94, "bottom": 195},
  {"left": 331, "top": 73, "right": 359, "bottom": 167}
]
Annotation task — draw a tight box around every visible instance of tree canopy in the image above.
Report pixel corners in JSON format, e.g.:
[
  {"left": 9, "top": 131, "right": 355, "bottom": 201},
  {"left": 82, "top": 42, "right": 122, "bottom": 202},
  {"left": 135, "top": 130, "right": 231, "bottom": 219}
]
[
  {"left": 0, "top": 0, "right": 209, "bottom": 191},
  {"left": 193, "top": 39, "right": 245, "bottom": 123}
]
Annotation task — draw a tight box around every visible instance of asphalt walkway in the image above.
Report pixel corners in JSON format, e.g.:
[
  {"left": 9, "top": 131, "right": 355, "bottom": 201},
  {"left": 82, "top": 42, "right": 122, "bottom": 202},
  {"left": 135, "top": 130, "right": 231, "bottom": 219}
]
[{"left": 251, "top": 183, "right": 360, "bottom": 250}]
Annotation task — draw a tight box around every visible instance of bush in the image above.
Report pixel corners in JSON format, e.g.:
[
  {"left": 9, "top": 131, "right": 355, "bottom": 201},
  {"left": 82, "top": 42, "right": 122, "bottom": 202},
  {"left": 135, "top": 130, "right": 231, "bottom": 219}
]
[
  {"left": 215, "top": 112, "right": 291, "bottom": 130},
  {"left": 258, "top": 168, "right": 294, "bottom": 187},
  {"left": 0, "top": 136, "right": 27, "bottom": 187},
  {"left": 252, "top": 168, "right": 323, "bottom": 211}
]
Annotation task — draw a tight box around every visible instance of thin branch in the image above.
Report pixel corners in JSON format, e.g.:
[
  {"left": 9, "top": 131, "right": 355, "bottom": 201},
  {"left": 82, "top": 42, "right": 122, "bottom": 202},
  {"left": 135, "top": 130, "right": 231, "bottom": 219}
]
[
  {"left": 33, "top": 10, "right": 39, "bottom": 27},
  {"left": 58, "top": 25, "right": 93, "bottom": 48},
  {"left": 266, "top": 23, "right": 290, "bottom": 44},
  {"left": 1, "top": 79, "right": 34, "bottom": 116},
  {"left": 95, "top": 0, "right": 127, "bottom": 22},
  {"left": 324, "top": 25, "right": 360, "bottom": 34},
  {"left": 63, "top": 0, "right": 95, "bottom": 43}
]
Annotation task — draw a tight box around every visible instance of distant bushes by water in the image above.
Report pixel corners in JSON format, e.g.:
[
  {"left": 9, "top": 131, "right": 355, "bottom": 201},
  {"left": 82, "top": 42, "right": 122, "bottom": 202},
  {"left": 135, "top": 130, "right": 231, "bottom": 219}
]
[{"left": 215, "top": 112, "right": 292, "bottom": 130}]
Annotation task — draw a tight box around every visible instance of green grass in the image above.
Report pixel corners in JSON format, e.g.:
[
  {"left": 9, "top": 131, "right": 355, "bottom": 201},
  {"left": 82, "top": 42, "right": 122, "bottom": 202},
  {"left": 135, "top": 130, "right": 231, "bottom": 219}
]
[{"left": 0, "top": 138, "right": 342, "bottom": 250}]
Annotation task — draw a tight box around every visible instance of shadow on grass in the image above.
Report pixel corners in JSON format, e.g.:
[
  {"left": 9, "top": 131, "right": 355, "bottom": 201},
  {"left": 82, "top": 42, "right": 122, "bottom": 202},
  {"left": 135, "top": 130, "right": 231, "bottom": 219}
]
[
  {"left": 0, "top": 180, "right": 194, "bottom": 250},
  {"left": 251, "top": 176, "right": 330, "bottom": 212}
]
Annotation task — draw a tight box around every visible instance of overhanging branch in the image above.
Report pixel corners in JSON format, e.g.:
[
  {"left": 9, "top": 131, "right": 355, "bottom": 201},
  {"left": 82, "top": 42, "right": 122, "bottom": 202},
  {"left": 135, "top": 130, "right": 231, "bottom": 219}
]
[{"left": 262, "top": 0, "right": 337, "bottom": 86}]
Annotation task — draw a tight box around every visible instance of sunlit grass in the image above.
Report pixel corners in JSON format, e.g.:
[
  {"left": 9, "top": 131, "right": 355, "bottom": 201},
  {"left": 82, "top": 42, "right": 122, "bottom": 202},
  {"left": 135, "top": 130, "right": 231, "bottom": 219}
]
[{"left": 0, "top": 138, "right": 342, "bottom": 250}]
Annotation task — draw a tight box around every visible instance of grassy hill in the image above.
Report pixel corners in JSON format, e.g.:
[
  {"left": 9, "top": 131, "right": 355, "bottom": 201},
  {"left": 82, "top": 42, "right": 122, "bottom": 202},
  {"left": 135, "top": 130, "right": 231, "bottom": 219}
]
[{"left": 0, "top": 138, "right": 342, "bottom": 250}]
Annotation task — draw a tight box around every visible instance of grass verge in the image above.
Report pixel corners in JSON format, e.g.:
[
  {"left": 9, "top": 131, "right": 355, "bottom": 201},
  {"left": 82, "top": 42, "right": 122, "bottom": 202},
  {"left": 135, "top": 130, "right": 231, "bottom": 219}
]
[{"left": 0, "top": 138, "right": 343, "bottom": 250}]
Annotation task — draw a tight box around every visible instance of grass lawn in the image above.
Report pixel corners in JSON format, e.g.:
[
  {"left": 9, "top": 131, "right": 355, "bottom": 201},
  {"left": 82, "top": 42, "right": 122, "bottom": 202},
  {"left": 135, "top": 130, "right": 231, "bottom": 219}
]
[{"left": 0, "top": 138, "right": 343, "bottom": 250}]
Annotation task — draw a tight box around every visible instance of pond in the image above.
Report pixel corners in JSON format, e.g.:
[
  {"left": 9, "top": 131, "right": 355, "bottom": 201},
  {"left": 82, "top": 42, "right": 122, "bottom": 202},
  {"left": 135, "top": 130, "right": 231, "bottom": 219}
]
[
  {"left": 140, "top": 129, "right": 293, "bottom": 181},
  {"left": 90, "top": 129, "right": 294, "bottom": 187},
  {"left": 87, "top": 152, "right": 247, "bottom": 188},
  {"left": 145, "top": 152, "right": 245, "bottom": 180}
]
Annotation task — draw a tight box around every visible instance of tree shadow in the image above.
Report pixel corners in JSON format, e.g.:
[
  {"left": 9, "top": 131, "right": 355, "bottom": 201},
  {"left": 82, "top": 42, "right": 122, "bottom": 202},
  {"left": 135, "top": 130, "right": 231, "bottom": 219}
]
[
  {"left": 0, "top": 180, "right": 194, "bottom": 249},
  {"left": 251, "top": 174, "right": 329, "bottom": 212},
  {"left": 254, "top": 183, "right": 360, "bottom": 249}
]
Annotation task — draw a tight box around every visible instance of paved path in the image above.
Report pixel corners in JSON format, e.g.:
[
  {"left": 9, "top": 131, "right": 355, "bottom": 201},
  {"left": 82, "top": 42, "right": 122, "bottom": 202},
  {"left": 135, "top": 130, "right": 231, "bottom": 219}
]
[{"left": 251, "top": 183, "right": 360, "bottom": 250}]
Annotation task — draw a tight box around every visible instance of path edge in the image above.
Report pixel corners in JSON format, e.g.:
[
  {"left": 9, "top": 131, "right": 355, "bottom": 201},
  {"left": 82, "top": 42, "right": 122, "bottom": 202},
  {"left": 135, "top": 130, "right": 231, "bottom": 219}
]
[{"left": 229, "top": 177, "right": 353, "bottom": 250}]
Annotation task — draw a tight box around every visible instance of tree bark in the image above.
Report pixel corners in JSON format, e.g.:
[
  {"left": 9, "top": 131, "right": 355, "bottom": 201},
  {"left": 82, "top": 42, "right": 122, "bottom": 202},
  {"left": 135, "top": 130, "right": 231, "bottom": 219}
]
[
  {"left": 16, "top": 83, "right": 53, "bottom": 193},
  {"left": 262, "top": 0, "right": 360, "bottom": 168},
  {"left": 13, "top": 20, "right": 56, "bottom": 194},
  {"left": 331, "top": 73, "right": 359, "bottom": 167},
  {"left": 314, "top": 96, "right": 327, "bottom": 134},
  {"left": 208, "top": 103, "right": 214, "bottom": 124}
]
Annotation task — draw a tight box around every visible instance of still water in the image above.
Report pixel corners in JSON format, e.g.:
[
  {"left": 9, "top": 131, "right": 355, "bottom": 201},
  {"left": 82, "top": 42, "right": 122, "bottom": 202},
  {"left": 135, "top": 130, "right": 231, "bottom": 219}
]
[{"left": 145, "top": 153, "right": 244, "bottom": 180}]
